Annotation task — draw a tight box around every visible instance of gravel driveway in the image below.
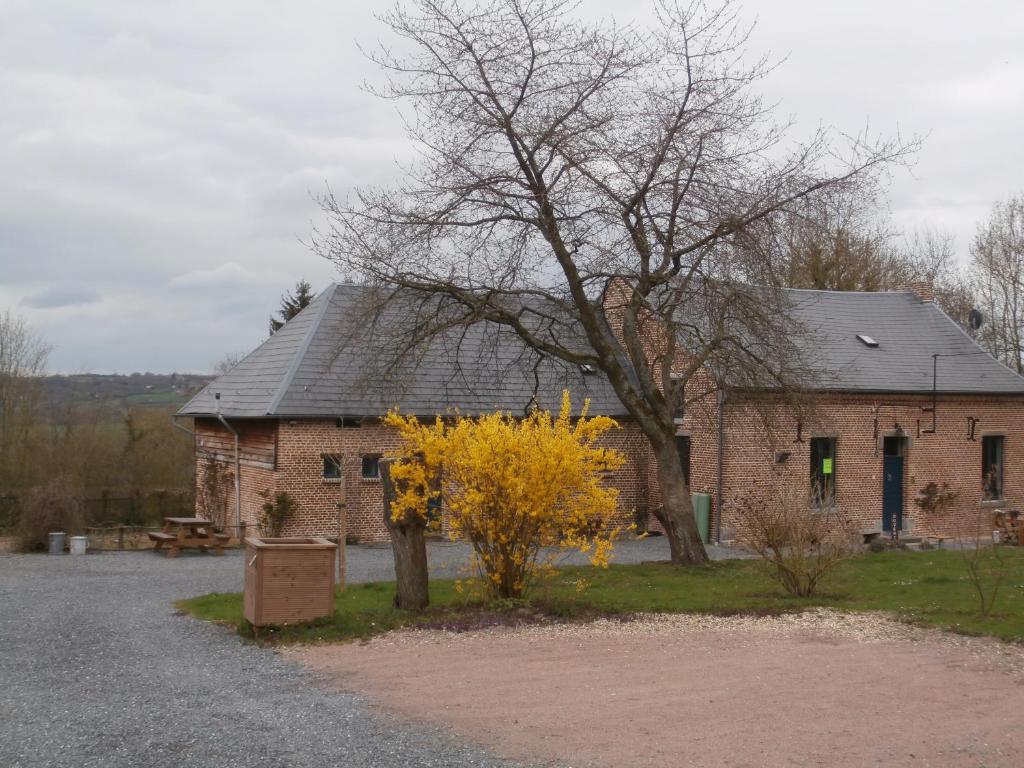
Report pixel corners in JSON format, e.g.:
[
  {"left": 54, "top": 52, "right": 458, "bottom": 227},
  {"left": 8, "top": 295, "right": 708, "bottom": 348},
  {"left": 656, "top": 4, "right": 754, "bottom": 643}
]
[
  {"left": 297, "top": 612, "right": 1024, "bottom": 768},
  {"left": 0, "top": 536, "right": 697, "bottom": 768}
]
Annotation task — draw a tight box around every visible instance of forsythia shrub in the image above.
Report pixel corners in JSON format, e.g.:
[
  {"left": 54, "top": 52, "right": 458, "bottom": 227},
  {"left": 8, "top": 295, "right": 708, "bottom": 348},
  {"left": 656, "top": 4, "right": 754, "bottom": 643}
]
[{"left": 384, "top": 392, "right": 625, "bottom": 599}]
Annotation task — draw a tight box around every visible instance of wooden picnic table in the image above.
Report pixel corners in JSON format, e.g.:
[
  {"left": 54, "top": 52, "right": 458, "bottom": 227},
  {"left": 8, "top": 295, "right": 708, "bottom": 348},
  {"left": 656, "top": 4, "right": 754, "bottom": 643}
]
[{"left": 148, "top": 517, "right": 231, "bottom": 558}]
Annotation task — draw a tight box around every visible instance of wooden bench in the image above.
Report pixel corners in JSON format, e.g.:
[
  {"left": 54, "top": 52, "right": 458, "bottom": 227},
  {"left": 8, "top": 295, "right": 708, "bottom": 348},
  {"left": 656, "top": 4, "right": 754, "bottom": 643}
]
[
  {"left": 150, "top": 518, "right": 231, "bottom": 558},
  {"left": 147, "top": 531, "right": 176, "bottom": 552}
]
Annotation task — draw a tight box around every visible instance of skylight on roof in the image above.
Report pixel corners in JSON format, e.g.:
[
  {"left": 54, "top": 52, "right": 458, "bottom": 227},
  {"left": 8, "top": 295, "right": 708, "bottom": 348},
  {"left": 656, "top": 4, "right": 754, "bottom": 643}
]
[
  {"left": 580, "top": 363, "right": 597, "bottom": 375},
  {"left": 856, "top": 334, "right": 879, "bottom": 348}
]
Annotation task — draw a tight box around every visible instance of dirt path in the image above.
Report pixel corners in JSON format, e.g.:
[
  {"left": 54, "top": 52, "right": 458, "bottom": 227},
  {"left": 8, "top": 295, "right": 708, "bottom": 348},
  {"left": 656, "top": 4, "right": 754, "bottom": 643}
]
[{"left": 293, "top": 611, "right": 1024, "bottom": 768}]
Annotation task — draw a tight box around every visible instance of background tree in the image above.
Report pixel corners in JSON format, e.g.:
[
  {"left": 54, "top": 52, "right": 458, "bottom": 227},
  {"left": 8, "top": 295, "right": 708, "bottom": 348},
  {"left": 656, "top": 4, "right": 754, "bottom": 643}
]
[
  {"left": 900, "top": 225, "right": 975, "bottom": 328},
  {"left": 0, "top": 310, "right": 50, "bottom": 490},
  {"left": 771, "top": 189, "right": 973, "bottom": 324},
  {"left": 317, "top": 0, "right": 913, "bottom": 565},
  {"left": 772, "top": 185, "right": 898, "bottom": 292},
  {"left": 213, "top": 351, "right": 245, "bottom": 375},
  {"left": 268, "top": 279, "right": 315, "bottom": 334},
  {"left": 971, "top": 194, "right": 1024, "bottom": 372}
]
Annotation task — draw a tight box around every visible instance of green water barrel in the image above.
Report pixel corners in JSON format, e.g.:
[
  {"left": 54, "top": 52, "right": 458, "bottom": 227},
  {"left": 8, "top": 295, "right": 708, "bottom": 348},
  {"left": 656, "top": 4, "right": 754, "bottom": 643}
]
[{"left": 691, "top": 493, "right": 711, "bottom": 544}]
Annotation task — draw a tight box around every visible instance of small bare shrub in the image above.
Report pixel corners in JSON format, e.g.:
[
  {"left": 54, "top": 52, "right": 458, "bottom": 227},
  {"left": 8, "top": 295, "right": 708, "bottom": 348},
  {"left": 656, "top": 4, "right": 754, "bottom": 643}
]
[
  {"left": 738, "top": 487, "right": 860, "bottom": 597},
  {"left": 257, "top": 490, "right": 297, "bottom": 537},
  {"left": 958, "top": 509, "right": 1008, "bottom": 616},
  {"left": 15, "top": 480, "right": 85, "bottom": 552}
]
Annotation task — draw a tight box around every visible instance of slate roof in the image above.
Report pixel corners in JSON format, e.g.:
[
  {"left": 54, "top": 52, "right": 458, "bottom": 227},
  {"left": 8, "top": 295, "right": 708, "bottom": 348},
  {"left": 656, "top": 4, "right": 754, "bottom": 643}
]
[
  {"left": 179, "top": 283, "right": 628, "bottom": 418},
  {"left": 781, "top": 288, "right": 1024, "bottom": 395},
  {"left": 179, "top": 283, "right": 1024, "bottom": 420}
]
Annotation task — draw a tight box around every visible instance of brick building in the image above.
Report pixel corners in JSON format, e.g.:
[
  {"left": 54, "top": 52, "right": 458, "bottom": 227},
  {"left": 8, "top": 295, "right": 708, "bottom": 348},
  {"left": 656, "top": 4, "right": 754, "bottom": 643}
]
[
  {"left": 178, "top": 283, "right": 646, "bottom": 542},
  {"left": 178, "top": 282, "right": 1024, "bottom": 543}
]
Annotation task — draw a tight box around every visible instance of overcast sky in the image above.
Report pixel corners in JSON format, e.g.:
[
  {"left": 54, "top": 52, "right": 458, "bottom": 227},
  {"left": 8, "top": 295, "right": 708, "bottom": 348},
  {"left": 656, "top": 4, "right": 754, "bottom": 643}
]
[{"left": 2, "top": 0, "right": 1022, "bottom": 374}]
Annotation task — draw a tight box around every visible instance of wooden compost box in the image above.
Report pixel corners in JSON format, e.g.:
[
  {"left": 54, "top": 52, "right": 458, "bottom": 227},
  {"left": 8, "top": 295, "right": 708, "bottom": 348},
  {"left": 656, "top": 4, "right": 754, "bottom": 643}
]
[{"left": 244, "top": 537, "right": 337, "bottom": 627}]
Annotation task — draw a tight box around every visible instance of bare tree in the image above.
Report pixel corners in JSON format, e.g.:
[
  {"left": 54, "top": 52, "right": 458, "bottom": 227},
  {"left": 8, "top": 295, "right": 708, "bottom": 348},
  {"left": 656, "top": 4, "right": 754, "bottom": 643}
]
[
  {"left": 316, "top": 0, "right": 913, "bottom": 565},
  {"left": 971, "top": 194, "right": 1024, "bottom": 372},
  {"left": 899, "top": 225, "right": 974, "bottom": 327},
  {"left": 772, "top": 189, "right": 974, "bottom": 325},
  {"left": 0, "top": 310, "right": 50, "bottom": 490},
  {"left": 212, "top": 351, "right": 244, "bottom": 376},
  {"left": 772, "top": 183, "right": 899, "bottom": 292}
]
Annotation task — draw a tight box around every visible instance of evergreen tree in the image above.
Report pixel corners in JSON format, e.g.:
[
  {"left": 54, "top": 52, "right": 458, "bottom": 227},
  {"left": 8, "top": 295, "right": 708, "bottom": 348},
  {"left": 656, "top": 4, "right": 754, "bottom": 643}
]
[{"left": 269, "top": 279, "right": 314, "bottom": 334}]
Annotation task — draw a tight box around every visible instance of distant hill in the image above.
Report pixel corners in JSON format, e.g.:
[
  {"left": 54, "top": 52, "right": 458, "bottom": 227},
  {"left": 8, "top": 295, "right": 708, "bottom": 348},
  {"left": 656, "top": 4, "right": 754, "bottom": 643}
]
[{"left": 39, "top": 373, "right": 213, "bottom": 411}]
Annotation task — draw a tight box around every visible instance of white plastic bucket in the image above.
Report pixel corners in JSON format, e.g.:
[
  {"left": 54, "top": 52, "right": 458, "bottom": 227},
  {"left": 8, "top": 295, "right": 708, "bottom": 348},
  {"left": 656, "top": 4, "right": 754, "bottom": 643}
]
[{"left": 69, "top": 536, "right": 88, "bottom": 555}]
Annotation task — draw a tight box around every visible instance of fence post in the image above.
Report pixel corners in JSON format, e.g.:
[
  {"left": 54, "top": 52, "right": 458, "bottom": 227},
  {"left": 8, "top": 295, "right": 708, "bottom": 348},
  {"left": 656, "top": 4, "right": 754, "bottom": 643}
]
[
  {"left": 239, "top": 521, "right": 247, "bottom": 544},
  {"left": 118, "top": 525, "right": 125, "bottom": 550}
]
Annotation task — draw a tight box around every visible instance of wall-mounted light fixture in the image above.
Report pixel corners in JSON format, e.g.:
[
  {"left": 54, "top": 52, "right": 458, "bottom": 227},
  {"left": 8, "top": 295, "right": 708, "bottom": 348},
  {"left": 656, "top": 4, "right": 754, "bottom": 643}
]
[
  {"left": 872, "top": 403, "right": 914, "bottom": 456},
  {"left": 774, "top": 450, "right": 792, "bottom": 464},
  {"left": 967, "top": 416, "right": 979, "bottom": 441}
]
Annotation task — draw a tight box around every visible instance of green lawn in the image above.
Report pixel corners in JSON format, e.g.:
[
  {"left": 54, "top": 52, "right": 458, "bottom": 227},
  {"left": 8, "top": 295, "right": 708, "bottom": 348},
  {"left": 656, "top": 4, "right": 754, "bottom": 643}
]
[{"left": 177, "top": 548, "right": 1024, "bottom": 645}]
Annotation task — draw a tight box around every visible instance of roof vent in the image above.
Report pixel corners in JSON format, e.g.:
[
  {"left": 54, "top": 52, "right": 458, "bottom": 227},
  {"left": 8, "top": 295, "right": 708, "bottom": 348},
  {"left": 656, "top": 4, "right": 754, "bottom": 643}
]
[{"left": 856, "top": 334, "right": 879, "bottom": 348}]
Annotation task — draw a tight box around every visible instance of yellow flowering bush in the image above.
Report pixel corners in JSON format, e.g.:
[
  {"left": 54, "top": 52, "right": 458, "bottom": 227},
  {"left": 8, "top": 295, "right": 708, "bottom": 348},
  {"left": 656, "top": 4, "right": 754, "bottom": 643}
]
[{"left": 384, "top": 392, "right": 625, "bottom": 599}]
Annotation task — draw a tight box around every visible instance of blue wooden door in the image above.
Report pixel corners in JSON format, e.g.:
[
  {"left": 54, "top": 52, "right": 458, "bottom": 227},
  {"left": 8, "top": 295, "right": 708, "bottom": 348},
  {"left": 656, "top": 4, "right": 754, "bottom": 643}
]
[{"left": 882, "top": 455, "right": 904, "bottom": 532}]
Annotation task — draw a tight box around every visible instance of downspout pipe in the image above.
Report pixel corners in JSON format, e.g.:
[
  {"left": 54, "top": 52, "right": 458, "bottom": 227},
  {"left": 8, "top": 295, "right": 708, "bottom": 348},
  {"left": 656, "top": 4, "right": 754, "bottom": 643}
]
[
  {"left": 214, "top": 393, "right": 242, "bottom": 534},
  {"left": 715, "top": 390, "right": 726, "bottom": 544},
  {"left": 170, "top": 413, "right": 194, "bottom": 439}
]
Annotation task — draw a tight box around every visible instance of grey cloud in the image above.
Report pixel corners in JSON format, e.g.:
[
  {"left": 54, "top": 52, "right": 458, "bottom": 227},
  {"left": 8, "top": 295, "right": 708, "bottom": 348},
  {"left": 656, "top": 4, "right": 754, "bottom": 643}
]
[
  {"left": 20, "top": 287, "right": 101, "bottom": 309},
  {"left": 2, "top": 0, "right": 1023, "bottom": 372}
]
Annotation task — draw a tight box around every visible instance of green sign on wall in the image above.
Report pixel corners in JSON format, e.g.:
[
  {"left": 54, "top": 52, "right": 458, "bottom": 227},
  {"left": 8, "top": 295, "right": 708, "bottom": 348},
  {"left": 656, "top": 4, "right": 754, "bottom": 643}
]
[{"left": 822, "top": 458, "right": 833, "bottom": 475}]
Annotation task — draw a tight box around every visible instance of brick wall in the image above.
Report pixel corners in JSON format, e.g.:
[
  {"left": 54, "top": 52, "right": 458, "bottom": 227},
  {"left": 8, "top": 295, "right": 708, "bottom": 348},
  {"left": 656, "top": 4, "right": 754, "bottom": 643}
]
[
  {"left": 193, "top": 390, "right": 1021, "bottom": 544},
  {"left": 273, "top": 419, "right": 404, "bottom": 541},
  {"left": 599, "top": 420, "right": 653, "bottom": 531},
  {"left": 194, "top": 415, "right": 657, "bottom": 543},
  {"left": 194, "top": 418, "right": 277, "bottom": 533},
  {"left": 273, "top": 417, "right": 658, "bottom": 542},
  {"left": 708, "top": 393, "right": 1024, "bottom": 541}
]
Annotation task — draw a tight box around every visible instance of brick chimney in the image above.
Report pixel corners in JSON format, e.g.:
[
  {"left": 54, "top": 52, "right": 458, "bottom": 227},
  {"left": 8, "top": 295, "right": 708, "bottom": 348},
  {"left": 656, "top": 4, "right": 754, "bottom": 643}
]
[{"left": 895, "top": 280, "right": 934, "bottom": 302}]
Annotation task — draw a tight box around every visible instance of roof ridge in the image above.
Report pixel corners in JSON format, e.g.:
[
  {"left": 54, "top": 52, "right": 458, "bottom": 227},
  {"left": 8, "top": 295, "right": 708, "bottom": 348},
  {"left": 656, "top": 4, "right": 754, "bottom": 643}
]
[
  {"left": 266, "top": 284, "right": 337, "bottom": 415},
  {"left": 781, "top": 286, "right": 917, "bottom": 297}
]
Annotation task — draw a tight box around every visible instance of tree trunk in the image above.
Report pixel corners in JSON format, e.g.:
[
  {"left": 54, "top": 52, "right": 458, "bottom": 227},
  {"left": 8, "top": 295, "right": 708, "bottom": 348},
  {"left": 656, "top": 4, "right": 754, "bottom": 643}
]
[
  {"left": 380, "top": 458, "right": 429, "bottom": 611},
  {"left": 650, "top": 434, "right": 710, "bottom": 566}
]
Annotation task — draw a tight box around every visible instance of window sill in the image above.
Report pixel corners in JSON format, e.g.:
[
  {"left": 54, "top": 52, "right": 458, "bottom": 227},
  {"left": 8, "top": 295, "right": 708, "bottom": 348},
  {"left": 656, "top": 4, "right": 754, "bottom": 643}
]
[
  {"left": 361, "top": 477, "right": 381, "bottom": 483},
  {"left": 980, "top": 499, "right": 1006, "bottom": 507},
  {"left": 322, "top": 478, "right": 341, "bottom": 485}
]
